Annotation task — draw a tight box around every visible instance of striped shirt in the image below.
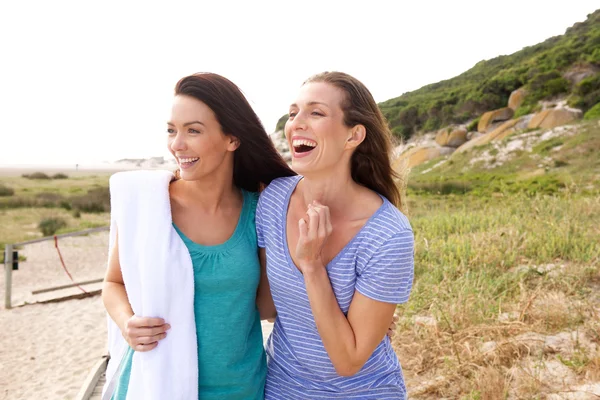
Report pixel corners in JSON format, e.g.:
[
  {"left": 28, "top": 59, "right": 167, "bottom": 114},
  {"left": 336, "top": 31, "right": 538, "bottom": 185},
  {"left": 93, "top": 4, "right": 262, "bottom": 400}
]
[{"left": 257, "top": 176, "right": 414, "bottom": 399}]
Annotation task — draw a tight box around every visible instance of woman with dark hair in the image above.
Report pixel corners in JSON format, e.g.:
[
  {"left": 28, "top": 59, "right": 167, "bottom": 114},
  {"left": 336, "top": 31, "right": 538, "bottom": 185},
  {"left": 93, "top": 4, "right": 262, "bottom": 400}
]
[
  {"left": 102, "top": 72, "right": 294, "bottom": 400},
  {"left": 257, "top": 71, "right": 414, "bottom": 399}
]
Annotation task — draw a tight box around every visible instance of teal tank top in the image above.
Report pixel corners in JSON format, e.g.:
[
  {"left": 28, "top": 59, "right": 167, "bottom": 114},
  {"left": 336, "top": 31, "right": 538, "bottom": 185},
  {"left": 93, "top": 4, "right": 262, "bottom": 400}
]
[{"left": 112, "top": 190, "right": 267, "bottom": 399}]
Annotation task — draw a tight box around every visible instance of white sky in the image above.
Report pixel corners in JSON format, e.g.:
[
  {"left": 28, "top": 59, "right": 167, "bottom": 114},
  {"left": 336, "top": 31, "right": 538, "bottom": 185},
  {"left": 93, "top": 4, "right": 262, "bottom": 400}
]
[{"left": 1, "top": 1, "right": 598, "bottom": 166}]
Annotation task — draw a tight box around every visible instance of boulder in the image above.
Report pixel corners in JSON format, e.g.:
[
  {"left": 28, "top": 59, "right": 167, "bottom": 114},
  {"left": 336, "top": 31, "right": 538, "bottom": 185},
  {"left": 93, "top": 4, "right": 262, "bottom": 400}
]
[
  {"left": 435, "top": 127, "right": 467, "bottom": 147},
  {"left": 563, "top": 63, "right": 600, "bottom": 85},
  {"left": 455, "top": 119, "right": 519, "bottom": 154},
  {"left": 508, "top": 88, "right": 527, "bottom": 110},
  {"left": 528, "top": 108, "right": 583, "bottom": 130},
  {"left": 492, "top": 116, "right": 532, "bottom": 142},
  {"left": 395, "top": 145, "right": 454, "bottom": 168},
  {"left": 478, "top": 107, "right": 514, "bottom": 132}
]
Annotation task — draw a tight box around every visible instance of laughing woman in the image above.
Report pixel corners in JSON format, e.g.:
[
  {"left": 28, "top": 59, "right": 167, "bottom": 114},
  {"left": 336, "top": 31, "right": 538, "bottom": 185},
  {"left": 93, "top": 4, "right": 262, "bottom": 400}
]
[
  {"left": 102, "top": 72, "right": 294, "bottom": 400},
  {"left": 257, "top": 72, "right": 415, "bottom": 399}
]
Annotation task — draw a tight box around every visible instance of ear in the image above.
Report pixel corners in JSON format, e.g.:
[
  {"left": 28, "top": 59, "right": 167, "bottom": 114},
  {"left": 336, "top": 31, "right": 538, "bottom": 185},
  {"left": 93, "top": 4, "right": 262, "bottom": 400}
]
[
  {"left": 345, "top": 125, "right": 366, "bottom": 150},
  {"left": 227, "top": 136, "right": 241, "bottom": 152}
]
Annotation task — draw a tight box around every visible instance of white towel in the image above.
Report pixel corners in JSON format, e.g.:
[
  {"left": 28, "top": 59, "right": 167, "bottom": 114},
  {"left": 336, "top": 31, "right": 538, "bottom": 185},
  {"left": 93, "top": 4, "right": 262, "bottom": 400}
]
[{"left": 103, "top": 170, "right": 198, "bottom": 400}]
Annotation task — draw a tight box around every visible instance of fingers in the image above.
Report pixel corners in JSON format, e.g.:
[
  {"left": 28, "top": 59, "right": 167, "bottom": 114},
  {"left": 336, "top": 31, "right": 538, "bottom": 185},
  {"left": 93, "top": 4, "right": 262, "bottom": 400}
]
[
  {"left": 134, "top": 342, "right": 159, "bottom": 352},
  {"left": 298, "top": 218, "right": 308, "bottom": 240},
  {"left": 308, "top": 201, "right": 332, "bottom": 241},
  {"left": 306, "top": 206, "right": 319, "bottom": 241},
  {"left": 123, "top": 316, "right": 170, "bottom": 351}
]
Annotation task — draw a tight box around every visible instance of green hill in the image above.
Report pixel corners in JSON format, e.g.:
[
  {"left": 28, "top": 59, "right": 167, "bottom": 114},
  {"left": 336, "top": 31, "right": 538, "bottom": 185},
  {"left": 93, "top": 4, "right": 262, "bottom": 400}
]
[{"left": 276, "top": 9, "right": 600, "bottom": 137}]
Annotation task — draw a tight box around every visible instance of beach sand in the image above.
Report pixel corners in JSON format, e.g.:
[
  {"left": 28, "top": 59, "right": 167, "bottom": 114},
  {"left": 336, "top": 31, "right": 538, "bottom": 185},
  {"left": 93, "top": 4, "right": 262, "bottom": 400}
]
[
  {"left": 1, "top": 230, "right": 274, "bottom": 400},
  {"left": 1, "top": 232, "right": 110, "bottom": 400}
]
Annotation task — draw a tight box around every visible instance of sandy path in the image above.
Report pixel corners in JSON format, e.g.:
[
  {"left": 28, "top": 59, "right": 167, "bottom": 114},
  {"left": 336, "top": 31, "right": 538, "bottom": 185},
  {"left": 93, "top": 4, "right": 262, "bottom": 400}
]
[
  {"left": 1, "top": 232, "right": 110, "bottom": 400},
  {"left": 1, "top": 231, "right": 274, "bottom": 400}
]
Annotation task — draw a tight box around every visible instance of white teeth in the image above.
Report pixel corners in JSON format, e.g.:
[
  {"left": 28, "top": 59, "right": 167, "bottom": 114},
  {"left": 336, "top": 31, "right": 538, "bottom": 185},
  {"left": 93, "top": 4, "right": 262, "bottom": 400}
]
[
  {"left": 179, "top": 157, "right": 199, "bottom": 163},
  {"left": 292, "top": 139, "right": 317, "bottom": 148}
]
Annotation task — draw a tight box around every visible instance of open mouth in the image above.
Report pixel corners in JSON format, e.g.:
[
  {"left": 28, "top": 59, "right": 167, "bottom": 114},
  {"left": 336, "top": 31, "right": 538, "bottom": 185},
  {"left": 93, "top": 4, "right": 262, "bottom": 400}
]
[
  {"left": 178, "top": 157, "right": 199, "bottom": 169},
  {"left": 292, "top": 139, "right": 317, "bottom": 157}
]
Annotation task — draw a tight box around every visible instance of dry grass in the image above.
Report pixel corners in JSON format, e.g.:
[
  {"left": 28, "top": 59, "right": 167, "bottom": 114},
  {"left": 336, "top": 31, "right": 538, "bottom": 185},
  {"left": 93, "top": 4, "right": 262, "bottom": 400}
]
[{"left": 395, "top": 192, "right": 600, "bottom": 398}]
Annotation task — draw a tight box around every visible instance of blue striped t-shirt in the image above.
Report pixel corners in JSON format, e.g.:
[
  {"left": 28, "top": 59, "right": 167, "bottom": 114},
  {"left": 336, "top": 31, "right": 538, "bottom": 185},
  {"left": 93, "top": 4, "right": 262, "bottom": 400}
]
[{"left": 257, "top": 176, "right": 414, "bottom": 399}]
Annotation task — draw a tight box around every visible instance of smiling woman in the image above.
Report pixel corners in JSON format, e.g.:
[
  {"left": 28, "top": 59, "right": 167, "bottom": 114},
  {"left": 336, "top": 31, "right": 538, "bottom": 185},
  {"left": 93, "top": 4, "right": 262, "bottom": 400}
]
[
  {"left": 101, "top": 72, "right": 296, "bottom": 400},
  {"left": 258, "top": 72, "right": 414, "bottom": 399}
]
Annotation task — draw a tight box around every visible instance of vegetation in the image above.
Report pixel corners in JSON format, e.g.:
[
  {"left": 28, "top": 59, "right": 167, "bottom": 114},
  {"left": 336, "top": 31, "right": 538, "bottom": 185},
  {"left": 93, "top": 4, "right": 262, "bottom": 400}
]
[
  {"left": 0, "top": 183, "right": 14, "bottom": 197},
  {"left": 275, "top": 10, "right": 600, "bottom": 140},
  {"left": 390, "top": 119, "right": 600, "bottom": 397},
  {"left": 0, "top": 173, "right": 111, "bottom": 245},
  {"left": 584, "top": 102, "right": 600, "bottom": 119},
  {"left": 38, "top": 217, "right": 67, "bottom": 236},
  {"left": 275, "top": 114, "right": 288, "bottom": 132},
  {"left": 396, "top": 191, "right": 599, "bottom": 398}
]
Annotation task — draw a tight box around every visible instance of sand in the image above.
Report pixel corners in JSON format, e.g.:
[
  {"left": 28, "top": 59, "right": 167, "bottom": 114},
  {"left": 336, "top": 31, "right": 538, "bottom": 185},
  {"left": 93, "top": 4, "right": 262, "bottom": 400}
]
[
  {"left": 1, "top": 232, "right": 110, "bottom": 400},
  {"left": 1, "top": 231, "right": 274, "bottom": 400}
]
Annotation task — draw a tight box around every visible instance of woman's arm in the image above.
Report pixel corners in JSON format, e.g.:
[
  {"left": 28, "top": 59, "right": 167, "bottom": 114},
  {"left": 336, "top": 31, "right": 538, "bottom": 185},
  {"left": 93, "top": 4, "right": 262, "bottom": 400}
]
[
  {"left": 102, "top": 230, "right": 170, "bottom": 351},
  {"left": 298, "top": 202, "right": 408, "bottom": 376},
  {"left": 304, "top": 267, "right": 396, "bottom": 376},
  {"left": 256, "top": 248, "right": 277, "bottom": 320}
]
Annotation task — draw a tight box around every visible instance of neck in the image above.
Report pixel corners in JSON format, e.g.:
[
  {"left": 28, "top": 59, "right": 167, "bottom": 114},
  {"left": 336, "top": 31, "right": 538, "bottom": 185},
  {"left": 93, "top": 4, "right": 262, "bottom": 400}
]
[
  {"left": 177, "top": 162, "right": 239, "bottom": 213},
  {"left": 298, "top": 160, "right": 360, "bottom": 219}
]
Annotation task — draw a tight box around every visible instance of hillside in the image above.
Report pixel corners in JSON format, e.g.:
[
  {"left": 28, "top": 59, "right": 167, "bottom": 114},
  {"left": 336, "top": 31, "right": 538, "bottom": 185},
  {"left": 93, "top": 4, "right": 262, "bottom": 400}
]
[
  {"left": 275, "top": 9, "right": 600, "bottom": 139},
  {"left": 405, "top": 119, "right": 600, "bottom": 197}
]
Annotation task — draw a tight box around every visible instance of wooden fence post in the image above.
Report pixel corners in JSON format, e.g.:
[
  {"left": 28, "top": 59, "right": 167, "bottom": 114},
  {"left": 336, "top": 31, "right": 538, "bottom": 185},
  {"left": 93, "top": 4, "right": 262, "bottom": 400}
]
[{"left": 4, "top": 244, "right": 13, "bottom": 309}]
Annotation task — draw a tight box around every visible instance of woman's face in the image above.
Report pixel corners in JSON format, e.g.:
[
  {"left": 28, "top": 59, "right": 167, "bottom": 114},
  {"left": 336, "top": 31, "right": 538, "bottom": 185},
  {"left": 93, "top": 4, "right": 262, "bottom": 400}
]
[
  {"left": 167, "top": 95, "right": 238, "bottom": 181},
  {"left": 285, "top": 82, "right": 355, "bottom": 175}
]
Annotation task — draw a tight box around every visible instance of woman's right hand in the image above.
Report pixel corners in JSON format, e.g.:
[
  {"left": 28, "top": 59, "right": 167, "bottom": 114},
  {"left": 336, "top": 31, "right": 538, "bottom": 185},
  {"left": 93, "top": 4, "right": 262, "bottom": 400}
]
[{"left": 121, "top": 316, "right": 171, "bottom": 352}]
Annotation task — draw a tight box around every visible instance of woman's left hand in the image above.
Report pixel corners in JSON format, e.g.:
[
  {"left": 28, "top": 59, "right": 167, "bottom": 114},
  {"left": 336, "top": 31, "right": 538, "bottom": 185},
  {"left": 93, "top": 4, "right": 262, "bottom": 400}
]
[{"left": 295, "top": 201, "right": 333, "bottom": 274}]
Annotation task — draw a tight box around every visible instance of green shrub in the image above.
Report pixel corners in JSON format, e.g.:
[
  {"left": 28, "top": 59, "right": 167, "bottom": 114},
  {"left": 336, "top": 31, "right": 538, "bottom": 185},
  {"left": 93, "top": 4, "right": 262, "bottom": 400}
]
[
  {"left": 38, "top": 217, "right": 67, "bottom": 236},
  {"left": 584, "top": 102, "right": 600, "bottom": 120},
  {"left": 52, "top": 173, "right": 68, "bottom": 179},
  {"left": 466, "top": 117, "right": 480, "bottom": 132},
  {"left": 22, "top": 172, "right": 51, "bottom": 180},
  {"left": 0, "top": 184, "right": 14, "bottom": 197},
  {"left": 275, "top": 114, "right": 288, "bottom": 132},
  {"left": 514, "top": 104, "right": 534, "bottom": 118}
]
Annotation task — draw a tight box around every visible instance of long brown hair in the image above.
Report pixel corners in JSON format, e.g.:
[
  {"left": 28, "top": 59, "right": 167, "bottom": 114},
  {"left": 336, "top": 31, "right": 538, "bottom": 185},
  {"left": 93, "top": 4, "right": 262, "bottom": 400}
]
[
  {"left": 303, "top": 72, "right": 405, "bottom": 209},
  {"left": 175, "top": 73, "right": 296, "bottom": 191}
]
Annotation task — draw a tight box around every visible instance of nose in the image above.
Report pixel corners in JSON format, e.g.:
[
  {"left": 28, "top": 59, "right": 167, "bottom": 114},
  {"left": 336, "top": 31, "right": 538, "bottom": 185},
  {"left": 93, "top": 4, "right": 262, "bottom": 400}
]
[
  {"left": 287, "top": 111, "right": 307, "bottom": 132},
  {"left": 169, "top": 132, "right": 187, "bottom": 152}
]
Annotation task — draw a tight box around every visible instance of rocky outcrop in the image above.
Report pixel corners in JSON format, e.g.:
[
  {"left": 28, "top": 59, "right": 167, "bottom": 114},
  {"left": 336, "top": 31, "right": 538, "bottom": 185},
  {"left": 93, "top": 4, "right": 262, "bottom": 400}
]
[
  {"left": 435, "top": 127, "right": 468, "bottom": 148},
  {"left": 508, "top": 88, "right": 527, "bottom": 110},
  {"left": 454, "top": 116, "right": 532, "bottom": 154},
  {"left": 269, "top": 131, "right": 291, "bottom": 162},
  {"left": 395, "top": 145, "right": 454, "bottom": 168},
  {"left": 528, "top": 108, "right": 583, "bottom": 130},
  {"left": 478, "top": 107, "right": 514, "bottom": 132},
  {"left": 563, "top": 63, "right": 600, "bottom": 85}
]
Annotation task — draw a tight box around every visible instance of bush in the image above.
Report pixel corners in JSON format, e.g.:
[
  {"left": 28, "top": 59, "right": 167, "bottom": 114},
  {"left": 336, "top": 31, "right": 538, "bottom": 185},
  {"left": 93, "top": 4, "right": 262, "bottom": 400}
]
[
  {"left": 466, "top": 117, "right": 480, "bottom": 132},
  {"left": 513, "top": 104, "right": 535, "bottom": 118},
  {"left": 38, "top": 217, "right": 67, "bottom": 236},
  {"left": 71, "top": 186, "right": 110, "bottom": 213},
  {"left": 52, "top": 173, "right": 68, "bottom": 179},
  {"left": 584, "top": 102, "right": 600, "bottom": 120},
  {"left": 0, "top": 183, "right": 14, "bottom": 197},
  {"left": 22, "top": 172, "right": 51, "bottom": 180},
  {"left": 275, "top": 114, "right": 288, "bottom": 132},
  {"left": 36, "top": 192, "right": 66, "bottom": 208}
]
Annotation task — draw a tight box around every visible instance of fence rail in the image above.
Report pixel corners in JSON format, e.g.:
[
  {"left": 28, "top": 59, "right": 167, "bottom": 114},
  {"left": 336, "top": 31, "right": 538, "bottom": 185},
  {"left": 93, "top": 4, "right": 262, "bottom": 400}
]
[{"left": 3, "top": 226, "right": 109, "bottom": 309}]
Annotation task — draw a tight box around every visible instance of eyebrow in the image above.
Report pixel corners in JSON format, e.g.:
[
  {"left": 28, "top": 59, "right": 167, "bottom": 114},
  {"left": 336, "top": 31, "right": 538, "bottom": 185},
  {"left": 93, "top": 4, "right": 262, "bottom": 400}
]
[
  {"left": 289, "top": 101, "right": 329, "bottom": 108},
  {"left": 166, "top": 121, "right": 206, "bottom": 126}
]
